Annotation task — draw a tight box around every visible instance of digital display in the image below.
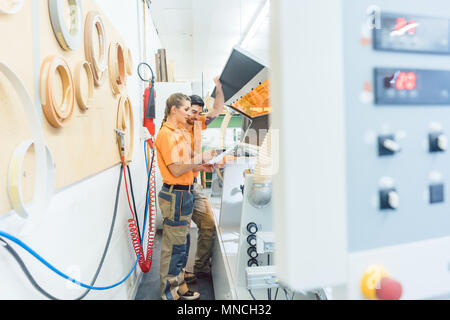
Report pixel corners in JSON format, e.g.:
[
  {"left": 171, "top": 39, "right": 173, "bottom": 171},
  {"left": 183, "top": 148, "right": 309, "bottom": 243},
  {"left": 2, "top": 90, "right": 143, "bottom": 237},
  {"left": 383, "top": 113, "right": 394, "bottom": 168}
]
[
  {"left": 383, "top": 71, "right": 417, "bottom": 91},
  {"left": 374, "top": 68, "right": 450, "bottom": 105},
  {"left": 373, "top": 13, "right": 450, "bottom": 54}
]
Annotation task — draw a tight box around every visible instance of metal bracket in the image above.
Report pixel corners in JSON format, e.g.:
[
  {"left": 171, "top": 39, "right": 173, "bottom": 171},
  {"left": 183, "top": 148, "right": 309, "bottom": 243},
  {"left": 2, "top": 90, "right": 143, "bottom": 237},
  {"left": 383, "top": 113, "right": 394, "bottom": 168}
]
[{"left": 115, "top": 129, "right": 125, "bottom": 156}]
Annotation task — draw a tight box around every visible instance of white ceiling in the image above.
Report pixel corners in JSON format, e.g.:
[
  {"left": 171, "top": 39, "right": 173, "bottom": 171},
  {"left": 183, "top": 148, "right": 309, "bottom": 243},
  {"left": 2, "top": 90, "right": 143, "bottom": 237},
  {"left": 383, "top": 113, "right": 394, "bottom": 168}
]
[{"left": 149, "top": 0, "right": 270, "bottom": 94}]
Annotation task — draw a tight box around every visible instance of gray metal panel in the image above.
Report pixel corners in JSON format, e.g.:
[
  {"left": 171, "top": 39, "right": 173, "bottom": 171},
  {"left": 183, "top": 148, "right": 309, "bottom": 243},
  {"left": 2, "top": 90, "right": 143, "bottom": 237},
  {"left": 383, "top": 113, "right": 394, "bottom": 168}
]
[{"left": 212, "top": 47, "right": 265, "bottom": 102}]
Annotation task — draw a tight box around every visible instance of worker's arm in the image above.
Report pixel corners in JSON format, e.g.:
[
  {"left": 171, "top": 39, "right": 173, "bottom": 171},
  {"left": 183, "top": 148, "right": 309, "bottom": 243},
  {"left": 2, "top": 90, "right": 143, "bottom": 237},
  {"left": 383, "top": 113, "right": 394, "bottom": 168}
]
[
  {"left": 168, "top": 163, "right": 201, "bottom": 177},
  {"left": 168, "top": 150, "right": 217, "bottom": 177},
  {"left": 205, "top": 77, "right": 225, "bottom": 125},
  {"left": 193, "top": 163, "right": 216, "bottom": 173}
]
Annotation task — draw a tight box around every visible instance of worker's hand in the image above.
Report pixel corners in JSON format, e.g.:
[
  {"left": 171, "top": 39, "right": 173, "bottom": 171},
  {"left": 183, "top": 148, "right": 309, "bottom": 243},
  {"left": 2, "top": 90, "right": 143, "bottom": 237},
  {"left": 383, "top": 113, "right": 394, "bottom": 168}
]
[
  {"left": 196, "top": 163, "right": 216, "bottom": 173},
  {"left": 214, "top": 76, "right": 222, "bottom": 89},
  {"left": 202, "top": 150, "right": 217, "bottom": 163}
]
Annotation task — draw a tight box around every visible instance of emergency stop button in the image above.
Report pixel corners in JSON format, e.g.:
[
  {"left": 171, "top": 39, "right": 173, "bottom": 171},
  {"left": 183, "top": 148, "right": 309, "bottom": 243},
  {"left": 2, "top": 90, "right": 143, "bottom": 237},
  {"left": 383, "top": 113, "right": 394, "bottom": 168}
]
[
  {"left": 361, "top": 265, "right": 402, "bottom": 300},
  {"left": 376, "top": 277, "right": 403, "bottom": 300}
]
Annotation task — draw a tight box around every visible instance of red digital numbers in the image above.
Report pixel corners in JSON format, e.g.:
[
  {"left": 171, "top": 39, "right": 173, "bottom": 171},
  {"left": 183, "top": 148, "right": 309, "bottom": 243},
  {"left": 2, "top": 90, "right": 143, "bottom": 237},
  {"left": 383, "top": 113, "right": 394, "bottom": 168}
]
[
  {"left": 395, "top": 72, "right": 417, "bottom": 91},
  {"left": 394, "top": 18, "right": 416, "bottom": 35}
]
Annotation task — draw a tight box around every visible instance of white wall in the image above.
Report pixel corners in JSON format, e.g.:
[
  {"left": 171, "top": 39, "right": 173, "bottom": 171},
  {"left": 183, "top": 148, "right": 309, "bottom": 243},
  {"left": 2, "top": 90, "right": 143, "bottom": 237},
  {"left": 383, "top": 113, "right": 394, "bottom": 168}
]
[{"left": 0, "top": 0, "right": 162, "bottom": 300}]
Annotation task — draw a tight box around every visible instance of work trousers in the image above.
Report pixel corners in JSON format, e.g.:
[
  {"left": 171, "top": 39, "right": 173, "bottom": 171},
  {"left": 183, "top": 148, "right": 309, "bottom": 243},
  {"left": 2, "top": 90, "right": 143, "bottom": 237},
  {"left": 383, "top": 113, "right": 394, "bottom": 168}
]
[
  {"left": 158, "top": 186, "right": 194, "bottom": 300},
  {"left": 191, "top": 183, "right": 216, "bottom": 274}
]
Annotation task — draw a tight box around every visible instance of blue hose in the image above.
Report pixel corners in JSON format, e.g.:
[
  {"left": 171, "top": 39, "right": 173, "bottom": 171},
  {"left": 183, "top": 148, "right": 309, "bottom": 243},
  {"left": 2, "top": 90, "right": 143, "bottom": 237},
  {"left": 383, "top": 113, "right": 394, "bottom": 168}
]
[
  {"left": 0, "top": 140, "right": 154, "bottom": 291},
  {"left": 0, "top": 230, "right": 139, "bottom": 291}
]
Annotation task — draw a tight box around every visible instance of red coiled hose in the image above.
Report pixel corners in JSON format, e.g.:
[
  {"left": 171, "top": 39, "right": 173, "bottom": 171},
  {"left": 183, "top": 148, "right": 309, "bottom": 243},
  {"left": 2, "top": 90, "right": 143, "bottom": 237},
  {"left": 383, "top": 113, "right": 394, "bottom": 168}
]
[
  {"left": 144, "top": 143, "right": 157, "bottom": 272},
  {"left": 127, "top": 218, "right": 146, "bottom": 267},
  {"left": 121, "top": 145, "right": 157, "bottom": 273}
]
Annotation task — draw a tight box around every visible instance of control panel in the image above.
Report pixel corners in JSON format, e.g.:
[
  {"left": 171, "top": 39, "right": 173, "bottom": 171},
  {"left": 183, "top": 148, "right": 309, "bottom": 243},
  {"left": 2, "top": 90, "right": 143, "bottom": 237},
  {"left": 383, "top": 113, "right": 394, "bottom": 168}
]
[
  {"left": 272, "top": 0, "right": 450, "bottom": 300},
  {"left": 344, "top": 0, "right": 450, "bottom": 253}
]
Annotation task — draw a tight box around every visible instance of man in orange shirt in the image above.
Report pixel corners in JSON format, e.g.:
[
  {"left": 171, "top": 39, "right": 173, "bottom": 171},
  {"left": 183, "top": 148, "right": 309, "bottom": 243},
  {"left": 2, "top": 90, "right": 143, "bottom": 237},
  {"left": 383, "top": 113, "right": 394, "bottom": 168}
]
[
  {"left": 184, "top": 77, "right": 225, "bottom": 283},
  {"left": 156, "top": 93, "right": 215, "bottom": 300}
]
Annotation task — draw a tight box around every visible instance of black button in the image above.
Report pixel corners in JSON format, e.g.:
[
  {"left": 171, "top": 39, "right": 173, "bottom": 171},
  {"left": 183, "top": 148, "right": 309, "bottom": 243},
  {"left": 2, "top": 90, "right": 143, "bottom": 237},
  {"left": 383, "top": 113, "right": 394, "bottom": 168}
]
[
  {"left": 430, "top": 184, "right": 445, "bottom": 204},
  {"left": 429, "top": 133, "right": 447, "bottom": 153}
]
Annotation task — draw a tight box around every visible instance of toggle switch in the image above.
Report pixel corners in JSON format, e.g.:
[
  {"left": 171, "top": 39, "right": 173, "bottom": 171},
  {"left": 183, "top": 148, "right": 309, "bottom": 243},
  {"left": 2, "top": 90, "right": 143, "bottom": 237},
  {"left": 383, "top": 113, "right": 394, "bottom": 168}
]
[
  {"left": 380, "top": 188, "right": 399, "bottom": 210},
  {"left": 378, "top": 135, "right": 401, "bottom": 156},
  {"left": 361, "top": 265, "right": 402, "bottom": 300},
  {"left": 429, "top": 132, "right": 448, "bottom": 153}
]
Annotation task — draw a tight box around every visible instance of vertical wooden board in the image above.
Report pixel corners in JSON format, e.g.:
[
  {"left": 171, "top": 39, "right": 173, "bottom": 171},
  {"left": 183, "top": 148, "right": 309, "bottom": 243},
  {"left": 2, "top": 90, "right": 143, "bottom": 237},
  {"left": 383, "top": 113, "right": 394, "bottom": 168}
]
[
  {"left": 155, "top": 53, "right": 161, "bottom": 82},
  {"left": 158, "top": 48, "right": 167, "bottom": 82},
  {"left": 0, "top": 1, "right": 37, "bottom": 214},
  {"left": 167, "top": 59, "right": 175, "bottom": 82},
  {"left": 39, "top": 0, "right": 129, "bottom": 190}
]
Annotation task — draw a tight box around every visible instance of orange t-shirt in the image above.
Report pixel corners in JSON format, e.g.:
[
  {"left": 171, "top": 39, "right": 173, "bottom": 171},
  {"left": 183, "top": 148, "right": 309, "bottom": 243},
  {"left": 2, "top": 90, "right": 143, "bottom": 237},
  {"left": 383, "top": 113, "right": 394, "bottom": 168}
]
[
  {"left": 156, "top": 122, "right": 194, "bottom": 185},
  {"left": 190, "top": 116, "right": 207, "bottom": 179}
]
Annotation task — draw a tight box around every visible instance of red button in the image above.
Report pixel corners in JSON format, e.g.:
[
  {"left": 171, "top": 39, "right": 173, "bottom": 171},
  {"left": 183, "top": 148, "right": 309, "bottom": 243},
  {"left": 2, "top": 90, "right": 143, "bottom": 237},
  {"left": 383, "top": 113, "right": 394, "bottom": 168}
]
[{"left": 376, "top": 277, "right": 403, "bottom": 300}]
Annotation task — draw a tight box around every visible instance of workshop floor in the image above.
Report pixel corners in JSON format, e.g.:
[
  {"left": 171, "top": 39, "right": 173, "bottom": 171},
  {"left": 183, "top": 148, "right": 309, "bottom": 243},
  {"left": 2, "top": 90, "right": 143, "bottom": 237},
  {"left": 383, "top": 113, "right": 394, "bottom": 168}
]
[{"left": 134, "top": 228, "right": 215, "bottom": 300}]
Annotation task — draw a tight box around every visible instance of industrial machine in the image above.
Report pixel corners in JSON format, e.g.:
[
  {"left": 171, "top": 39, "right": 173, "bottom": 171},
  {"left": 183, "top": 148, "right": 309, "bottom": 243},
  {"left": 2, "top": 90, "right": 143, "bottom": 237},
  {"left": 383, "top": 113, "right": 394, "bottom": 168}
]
[
  {"left": 272, "top": 0, "right": 450, "bottom": 300},
  {"left": 210, "top": 47, "right": 324, "bottom": 300}
]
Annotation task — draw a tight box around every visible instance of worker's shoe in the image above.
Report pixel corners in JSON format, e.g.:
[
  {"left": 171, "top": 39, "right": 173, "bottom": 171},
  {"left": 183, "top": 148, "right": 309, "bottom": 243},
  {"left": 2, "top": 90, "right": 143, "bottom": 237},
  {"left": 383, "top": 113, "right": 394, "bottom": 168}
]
[
  {"left": 179, "top": 290, "right": 200, "bottom": 301},
  {"left": 184, "top": 271, "right": 197, "bottom": 284}
]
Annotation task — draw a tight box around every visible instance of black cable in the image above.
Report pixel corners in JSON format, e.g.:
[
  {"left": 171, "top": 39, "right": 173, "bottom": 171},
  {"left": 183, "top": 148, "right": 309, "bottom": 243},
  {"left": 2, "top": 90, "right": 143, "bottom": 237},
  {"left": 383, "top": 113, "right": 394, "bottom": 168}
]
[
  {"left": 126, "top": 165, "right": 142, "bottom": 242},
  {"left": 274, "top": 288, "right": 279, "bottom": 300},
  {"left": 0, "top": 237, "right": 58, "bottom": 300},
  {"left": 248, "top": 290, "right": 256, "bottom": 300},
  {"left": 0, "top": 165, "right": 124, "bottom": 300},
  {"left": 267, "top": 254, "right": 271, "bottom": 300},
  {"left": 282, "top": 288, "right": 295, "bottom": 300},
  {"left": 137, "top": 62, "right": 155, "bottom": 83}
]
